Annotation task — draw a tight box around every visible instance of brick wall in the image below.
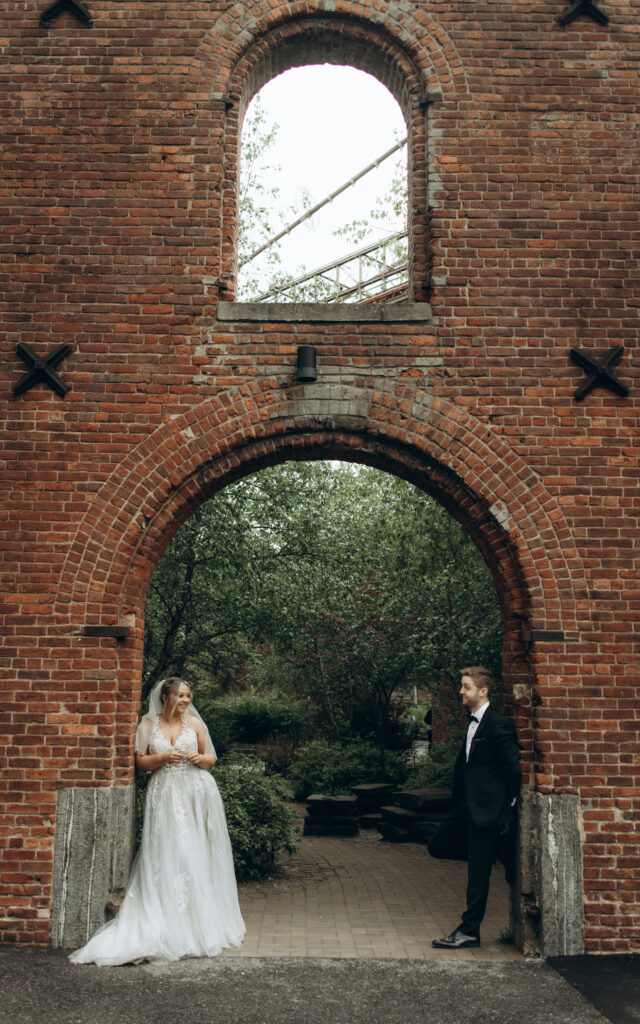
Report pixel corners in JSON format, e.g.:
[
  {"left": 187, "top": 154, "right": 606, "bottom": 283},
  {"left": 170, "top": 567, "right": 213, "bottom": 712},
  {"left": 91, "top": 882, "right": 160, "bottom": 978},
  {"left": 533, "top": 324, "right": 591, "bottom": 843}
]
[{"left": 1, "top": 0, "right": 638, "bottom": 952}]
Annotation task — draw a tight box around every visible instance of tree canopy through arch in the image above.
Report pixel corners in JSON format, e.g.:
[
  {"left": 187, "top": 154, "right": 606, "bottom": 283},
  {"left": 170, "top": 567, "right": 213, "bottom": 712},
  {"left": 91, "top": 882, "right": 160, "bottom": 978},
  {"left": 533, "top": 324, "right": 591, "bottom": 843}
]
[{"left": 144, "top": 462, "right": 502, "bottom": 727}]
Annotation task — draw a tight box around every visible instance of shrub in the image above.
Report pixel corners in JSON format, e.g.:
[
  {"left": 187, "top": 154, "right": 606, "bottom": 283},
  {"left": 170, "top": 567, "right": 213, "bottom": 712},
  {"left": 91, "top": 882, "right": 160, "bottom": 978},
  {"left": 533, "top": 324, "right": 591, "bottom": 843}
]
[
  {"left": 195, "top": 698, "right": 238, "bottom": 759},
  {"left": 289, "top": 738, "right": 407, "bottom": 800},
  {"left": 209, "top": 690, "right": 311, "bottom": 745},
  {"left": 214, "top": 755, "right": 299, "bottom": 881},
  {"left": 263, "top": 732, "right": 299, "bottom": 776},
  {"left": 402, "top": 735, "right": 462, "bottom": 791}
]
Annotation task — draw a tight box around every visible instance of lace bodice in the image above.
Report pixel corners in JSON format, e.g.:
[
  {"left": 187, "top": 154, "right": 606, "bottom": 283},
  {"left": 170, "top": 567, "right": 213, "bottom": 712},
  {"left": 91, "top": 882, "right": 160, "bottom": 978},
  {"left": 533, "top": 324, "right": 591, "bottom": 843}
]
[{"left": 149, "top": 717, "right": 198, "bottom": 764}]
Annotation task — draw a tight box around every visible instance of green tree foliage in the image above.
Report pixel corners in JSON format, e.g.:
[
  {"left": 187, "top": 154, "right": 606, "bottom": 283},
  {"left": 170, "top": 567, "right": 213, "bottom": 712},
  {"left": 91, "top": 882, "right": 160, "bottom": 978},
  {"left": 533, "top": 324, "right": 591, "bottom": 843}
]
[
  {"left": 292, "top": 570, "right": 428, "bottom": 772},
  {"left": 237, "top": 96, "right": 288, "bottom": 300},
  {"left": 144, "top": 462, "right": 502, "bottom": 738},
  {"left": 143, "top": 499, "right": 259, "bottom": 698},
  {"left": 402, "top": 736, "right": 462, "bottom": 791},
  {"left": 237, "top": 97, "right": 335, "bottom": 301},
  {"left": 200, "top": 690, "right": 311, "bottom": 745}
]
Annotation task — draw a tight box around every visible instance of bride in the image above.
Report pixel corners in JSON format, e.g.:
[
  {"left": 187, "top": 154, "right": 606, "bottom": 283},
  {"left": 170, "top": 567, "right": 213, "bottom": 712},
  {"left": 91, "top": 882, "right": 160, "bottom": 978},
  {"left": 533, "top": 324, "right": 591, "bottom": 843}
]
[{"left": 69, "top": 677, "right": 246, "bottom": 965}]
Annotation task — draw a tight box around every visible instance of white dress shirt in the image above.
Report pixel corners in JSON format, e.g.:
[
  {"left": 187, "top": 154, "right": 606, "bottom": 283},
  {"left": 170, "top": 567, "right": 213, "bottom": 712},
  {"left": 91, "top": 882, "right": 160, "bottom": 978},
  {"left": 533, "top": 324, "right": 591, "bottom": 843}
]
[{"left": 466, "top": 700, "right": 489, "bottom": 760}]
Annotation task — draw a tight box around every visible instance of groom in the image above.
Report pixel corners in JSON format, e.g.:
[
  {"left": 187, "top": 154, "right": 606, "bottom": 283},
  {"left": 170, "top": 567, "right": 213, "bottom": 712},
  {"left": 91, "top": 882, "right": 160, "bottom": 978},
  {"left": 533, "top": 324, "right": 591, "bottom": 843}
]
[{"left": 428, "top": 666, "right": 521, "bottom": 949}]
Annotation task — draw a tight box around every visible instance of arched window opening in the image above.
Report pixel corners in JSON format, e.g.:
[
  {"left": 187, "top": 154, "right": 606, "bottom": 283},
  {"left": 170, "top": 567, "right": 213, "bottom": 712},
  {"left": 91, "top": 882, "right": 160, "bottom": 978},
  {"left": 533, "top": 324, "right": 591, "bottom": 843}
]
[{"left": 237, "top": 67, "right": 409, "bottom": 304}]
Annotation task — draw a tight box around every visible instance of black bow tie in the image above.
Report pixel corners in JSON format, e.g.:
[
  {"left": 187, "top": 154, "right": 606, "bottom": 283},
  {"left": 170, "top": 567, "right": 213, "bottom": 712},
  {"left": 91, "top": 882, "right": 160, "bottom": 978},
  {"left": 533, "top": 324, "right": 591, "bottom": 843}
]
[{"left": 469, "top": 715, "right": 478, "bottom": 723}]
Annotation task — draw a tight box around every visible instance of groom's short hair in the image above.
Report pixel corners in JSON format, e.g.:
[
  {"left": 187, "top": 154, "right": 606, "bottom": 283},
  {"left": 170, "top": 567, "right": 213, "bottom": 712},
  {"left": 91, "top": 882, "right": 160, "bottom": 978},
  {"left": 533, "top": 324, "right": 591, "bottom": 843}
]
[{"left": 460, "top": 666, "right": 493, "bottom": 694}]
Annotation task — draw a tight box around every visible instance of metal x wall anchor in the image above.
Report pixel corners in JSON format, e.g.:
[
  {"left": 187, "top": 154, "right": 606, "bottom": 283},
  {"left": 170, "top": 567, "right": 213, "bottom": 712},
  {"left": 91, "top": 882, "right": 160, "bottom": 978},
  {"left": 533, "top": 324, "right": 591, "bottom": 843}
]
[
  {"left": 557, "top": 0, "right": 609, "bottom": 25},
  {"left": 12, "top": 342, "right": 72, "bottom": 398},
  {"left": 569, "top": 344, "right": 629, "bottom": 401},
  {"left": 40, "top": 0, "right": 92, "bottom": 25}
]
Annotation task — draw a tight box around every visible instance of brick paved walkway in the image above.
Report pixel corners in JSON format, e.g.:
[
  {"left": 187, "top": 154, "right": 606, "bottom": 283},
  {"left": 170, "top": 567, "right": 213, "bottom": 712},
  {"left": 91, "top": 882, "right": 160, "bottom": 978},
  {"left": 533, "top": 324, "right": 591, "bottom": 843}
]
[{"left": 223, "top": 830, "right": 522, "bottom": 962}]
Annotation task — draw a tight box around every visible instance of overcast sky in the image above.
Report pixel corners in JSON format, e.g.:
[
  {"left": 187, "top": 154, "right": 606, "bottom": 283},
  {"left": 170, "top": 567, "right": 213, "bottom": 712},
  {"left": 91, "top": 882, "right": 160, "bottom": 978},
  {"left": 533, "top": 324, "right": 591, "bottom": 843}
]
[{"left": 239, "top": 65, "right": 408, "bottom": 294}]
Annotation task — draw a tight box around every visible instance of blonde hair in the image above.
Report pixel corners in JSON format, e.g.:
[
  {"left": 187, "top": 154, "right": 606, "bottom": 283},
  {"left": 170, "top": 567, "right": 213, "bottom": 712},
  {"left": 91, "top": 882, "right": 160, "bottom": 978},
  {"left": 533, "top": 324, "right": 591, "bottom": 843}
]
[
  {"left": 160, "top": 677, "right": 191, "bottom": 718},
  {"left": 460, "top": 666, "right": 493, "bottom": 694}
]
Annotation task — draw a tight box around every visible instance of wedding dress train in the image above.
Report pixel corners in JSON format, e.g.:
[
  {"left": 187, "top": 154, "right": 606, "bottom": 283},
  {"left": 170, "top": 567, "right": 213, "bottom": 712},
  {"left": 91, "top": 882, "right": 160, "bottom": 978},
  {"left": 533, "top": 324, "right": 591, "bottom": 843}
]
[{"left": 69, "top": 717, "right": 245, "bottom": 966}]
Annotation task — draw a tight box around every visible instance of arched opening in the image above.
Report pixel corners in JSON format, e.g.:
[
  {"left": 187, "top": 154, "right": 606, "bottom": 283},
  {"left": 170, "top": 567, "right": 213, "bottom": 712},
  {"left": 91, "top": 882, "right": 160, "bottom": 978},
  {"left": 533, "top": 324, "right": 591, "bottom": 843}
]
[
  {"left": 218, "top": 17, "right": 432, "bottom": 302},
  {"left": 143, "top": 461, "right": 502, "bottom": 696},
  {"left": 138, "top": 458, "right": 515, "bottom": 956},
  {"left": 237, "top": 67, "right": 408, "bottom": 303}
]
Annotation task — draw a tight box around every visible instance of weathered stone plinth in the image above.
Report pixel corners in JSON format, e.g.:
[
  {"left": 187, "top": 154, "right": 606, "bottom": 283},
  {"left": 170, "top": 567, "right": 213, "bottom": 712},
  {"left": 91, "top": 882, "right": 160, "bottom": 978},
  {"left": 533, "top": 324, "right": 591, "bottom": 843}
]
[
  {"left": 515, "top": 791, "right": 584, "bottom": 957},
  {"left": 50, "top": 785, "right": 136, "bottom": 950}
]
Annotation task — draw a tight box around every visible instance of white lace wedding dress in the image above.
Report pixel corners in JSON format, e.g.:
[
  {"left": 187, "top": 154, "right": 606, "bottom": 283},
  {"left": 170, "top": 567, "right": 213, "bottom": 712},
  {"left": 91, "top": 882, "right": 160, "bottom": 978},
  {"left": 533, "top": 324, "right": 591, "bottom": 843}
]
[{"left": 69, "top": 716, "right": 245, "bottom": 966}]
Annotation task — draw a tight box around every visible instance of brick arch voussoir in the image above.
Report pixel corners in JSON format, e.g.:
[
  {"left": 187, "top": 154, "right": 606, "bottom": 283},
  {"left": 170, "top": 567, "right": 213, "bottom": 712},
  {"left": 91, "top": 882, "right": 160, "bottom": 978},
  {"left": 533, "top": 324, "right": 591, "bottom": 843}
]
[
  {"left": 57, "top": 385, "right": 585, "bottom": 646},
  {"left": 226, "top": 20, "right": 424, "bottom": 119},
  {"left": 188, "top": 0, "right": 467, "bottom": 102},
  {"left": 379, "top": 392, "right": 586, "bottom": 636}
]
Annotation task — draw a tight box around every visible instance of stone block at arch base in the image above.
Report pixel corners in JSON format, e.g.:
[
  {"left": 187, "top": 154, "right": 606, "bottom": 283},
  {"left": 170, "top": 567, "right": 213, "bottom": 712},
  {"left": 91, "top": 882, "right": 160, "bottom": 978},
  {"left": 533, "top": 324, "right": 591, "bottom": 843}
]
[
  {"left": 50, "top": 786, "right": 136, "bottom": 950},
  {"left": 51, "top": 784, "right": 585, "bottom": 958},
  {"left": 514, "top": 793, "right": 584, "bottom": 957}
]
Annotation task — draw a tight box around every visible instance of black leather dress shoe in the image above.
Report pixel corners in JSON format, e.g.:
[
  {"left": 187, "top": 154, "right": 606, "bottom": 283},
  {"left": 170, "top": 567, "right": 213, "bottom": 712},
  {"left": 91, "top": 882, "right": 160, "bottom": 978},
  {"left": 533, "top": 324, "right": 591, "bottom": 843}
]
[{"left": 432, "top": 929, "right": 480, "bottom": 949}]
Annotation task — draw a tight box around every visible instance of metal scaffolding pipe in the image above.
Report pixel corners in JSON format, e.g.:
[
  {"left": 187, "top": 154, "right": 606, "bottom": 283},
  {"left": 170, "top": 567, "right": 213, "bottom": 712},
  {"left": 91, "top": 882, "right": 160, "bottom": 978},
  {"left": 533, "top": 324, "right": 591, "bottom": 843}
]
[
  {"left": 240, "top": 137, "right": 408, "bottom": 268},
  {"left": 255, "top": 230, "right": 408, "bottom": 301}
]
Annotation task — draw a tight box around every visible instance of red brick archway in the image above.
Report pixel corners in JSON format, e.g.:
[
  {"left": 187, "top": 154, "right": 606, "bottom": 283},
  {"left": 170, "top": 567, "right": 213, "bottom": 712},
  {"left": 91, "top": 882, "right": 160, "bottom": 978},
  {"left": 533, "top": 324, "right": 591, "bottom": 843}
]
[
  {"left": 54, "top": 383, "right": 588, "bottom": 793},
  {"left": 190, "top": 0, "right": 467, "bottom": 100},
  {"left": 57, "top": 384, "right": 585, "bottom": 627}
]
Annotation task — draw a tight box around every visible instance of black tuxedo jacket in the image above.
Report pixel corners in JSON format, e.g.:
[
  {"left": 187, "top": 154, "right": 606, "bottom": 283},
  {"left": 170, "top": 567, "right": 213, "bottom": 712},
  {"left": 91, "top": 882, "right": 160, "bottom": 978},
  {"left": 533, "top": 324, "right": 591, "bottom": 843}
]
[{"left": 452, "top": 704, "right": 521, "bottom": 829}]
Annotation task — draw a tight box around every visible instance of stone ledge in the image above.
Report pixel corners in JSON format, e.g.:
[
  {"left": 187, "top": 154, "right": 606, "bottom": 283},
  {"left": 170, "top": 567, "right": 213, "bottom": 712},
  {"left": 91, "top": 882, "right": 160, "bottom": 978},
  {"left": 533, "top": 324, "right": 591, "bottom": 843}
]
[{"left": 216, "top": 302, "right": 432, "bottom": 323}]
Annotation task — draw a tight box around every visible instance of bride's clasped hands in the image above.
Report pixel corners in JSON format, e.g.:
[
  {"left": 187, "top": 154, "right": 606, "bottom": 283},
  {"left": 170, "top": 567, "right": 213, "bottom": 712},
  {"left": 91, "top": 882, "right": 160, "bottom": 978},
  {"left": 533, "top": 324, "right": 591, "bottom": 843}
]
[{"left": 158, "top": 748, "right": 209, "bottom": 767}]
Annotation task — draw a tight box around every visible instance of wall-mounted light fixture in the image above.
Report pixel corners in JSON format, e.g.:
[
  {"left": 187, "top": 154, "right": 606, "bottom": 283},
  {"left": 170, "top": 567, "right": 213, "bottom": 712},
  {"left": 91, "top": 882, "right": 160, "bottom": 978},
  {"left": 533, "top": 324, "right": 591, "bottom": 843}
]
[{"left": 296, "top": 345, "right": 317, "bottom": 383}]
